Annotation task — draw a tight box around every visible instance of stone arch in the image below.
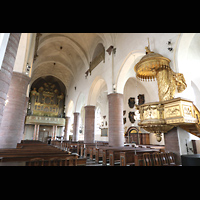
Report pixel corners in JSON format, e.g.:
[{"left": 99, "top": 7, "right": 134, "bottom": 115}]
[
  {"left": 75, "top": 92, "right": 86, "bottom": 113},
  {"left": 87, "top": 76, "right": 108, "bottom": 106},
  {"left": 191, "top": 81, "right": 200, "bottom": 109},
  {"left": 176, "top": 33, "right": 195, "bottom": 74},
  {"left": 30, "top": 61, "right": 73, "bottom": 92},
  {"left": 92, "top": 43, "right": 105, "bottom": 61},
  {"left": 13, "top": 33, "right": 32, "bottom": 73},
  {"left": 175, "top": 33, "right": 200, "bottom": 101},
  {"left": 115, "top": 50, "right": 144, "bottom": 94},
  {"left": 123, "top": 77, "right": 151, "bottom": 106},
  {"left": 66, "top": 100, "right": 74, "bottom": 117}
]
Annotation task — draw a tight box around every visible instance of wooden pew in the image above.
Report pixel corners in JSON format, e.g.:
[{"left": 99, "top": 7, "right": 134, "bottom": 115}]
[
  {"left": 120, "top": 148, "right": 161, "bottom": 166},
  {"left": 95, "top": 145, "right": 164, "bottom": 166},
  {"left": 26, "top": 158, "right": 69, "bottom": 166},
  {"left": 108, "top": 147, "right": 146, "bottom": 166},
  {"left": 142, "top": 152, "right": 177, "bottom": 166},
  {"left": 95, "top": 146, "right": 118, "bottom": 165},
  {"left": 26, "top": 156, "right": 78, "bottom": 166},
  {"left": 109, "top": 148, "right": 133, "bottom": 166},
  {"left": 0, "top": 140, "right": 78, "bottom": 164},
  {"left": 82, "top": 142, "right": 108, "bottom": 158},
  {"left": 95, "top": 146, "right": 140, "bottom": 165},
  {"left": 50, "top": 140, "right": 86, "bottom": 165},
  {"left": 92, "top": 145, "right": 122, "bottom": 164},
  {"left": 1, "top": 152, "right": 78, "bottom": 162},
  {"left": 60, "top": 141, "right": 84, "bottom": 156},
  {"left": 120, "top": 151, "right": 136, "bottom": 166}
]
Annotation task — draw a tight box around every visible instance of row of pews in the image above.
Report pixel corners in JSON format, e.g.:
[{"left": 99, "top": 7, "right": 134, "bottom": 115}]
[
  {"left": 85, "top": 144, "right": 165, "bottom": 166},
  {"left": 1, "top": 140, "right": 175, "bottom": 166},
  {"left": 0, "top": 140, "right": 81, "bottom": 166},
  {"left": 52, "top": 140, "right": 173, "bottom": 166}
]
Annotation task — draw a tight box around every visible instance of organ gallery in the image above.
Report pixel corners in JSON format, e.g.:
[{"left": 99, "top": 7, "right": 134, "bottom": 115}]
[
  {"left": 29, "top": 82, "right": 64, "bottom": 118},
  {"left": 24, "top": 77, "right": 66, "bottom": 142}
]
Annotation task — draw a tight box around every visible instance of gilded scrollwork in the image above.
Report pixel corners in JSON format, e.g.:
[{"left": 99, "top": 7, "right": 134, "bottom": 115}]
[
  {"left": 134, "top": 45, "right": 187, "bottom": 101},
  {"left": 29, "top": 82, "right": 65, "bottom": 118}
]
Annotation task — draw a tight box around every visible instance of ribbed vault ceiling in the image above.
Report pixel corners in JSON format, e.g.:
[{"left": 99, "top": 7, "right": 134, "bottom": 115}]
[{"left": 31, "top": 33, "right": 115, "bottom": 91}]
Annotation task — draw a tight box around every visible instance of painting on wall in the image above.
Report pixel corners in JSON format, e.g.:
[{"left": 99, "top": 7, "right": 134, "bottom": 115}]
[
  {"left": 128, "top": 97, "right": 135, "bottom": 108},
  {"left": 101, "top": 128, "right": 108, "bottom": 136},
  {"left": 128, "top": 112, "right": 135, "bottom": 123},
  {"left": 138, "top": 94, "right": 145, "bottom": 105}
]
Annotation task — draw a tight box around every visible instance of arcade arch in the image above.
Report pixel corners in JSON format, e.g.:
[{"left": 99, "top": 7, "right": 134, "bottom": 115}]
[
  {"left": 87, "top": 76, "right": 108, "bottom": 141},
  {"left": 87, "top": 76, "right": 108, "bottom": 106},
  {"left": 116, "top": 50, "right": 159, "bottom": 102},
  {"left": 116, "top": 50, "right": 144, "bottom": 94},
  {"left": 176, "top": 33, "right": 200, "bottom": 109}
]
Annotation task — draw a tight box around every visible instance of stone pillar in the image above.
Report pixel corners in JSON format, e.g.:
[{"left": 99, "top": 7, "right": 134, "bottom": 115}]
[
  {"left": 84, "top": 106, "right": 95, "bottom": 143},
  {"left": 107, "top": 93, "right": 124, "bottom": 146},
  {"left": 164, "top": 127, "right": 181, "bottom": 165},
  {"left": 0, "top": 33, "right": 21, "bottom": 127},
  {"left": 0, "top": 72, "right": 30, "bottom": 148},
  {"left": 52, "top": 126, "right": 55, "bottom": 140},
  {"left": 33, "top": 124, "right": 37, "bottom": 140},
  {"left": 73, "top": 112, "right": 80, "bottom": 141},
  {"left": 35, "top": 125, "right": 40, "bottom": 140},
  {"left": 54, "top": 125, "right": 58, "bottom": 140},
  {"left": 64, "top": 117, "right": 70, "bottom": 140}
]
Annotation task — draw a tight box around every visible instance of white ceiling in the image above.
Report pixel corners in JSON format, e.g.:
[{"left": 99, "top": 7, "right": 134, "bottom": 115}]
[{"left": 31, "top": 33, "right": 115, "bottom": 91}]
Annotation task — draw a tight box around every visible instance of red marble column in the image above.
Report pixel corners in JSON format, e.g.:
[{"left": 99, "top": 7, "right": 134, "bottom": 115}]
[
  {"left": 73, "top": 112, "right": 80, "bottom": 141},
  {"left": 107, "top": 93, "right": 124, "bottom": 146},
  {"left": 164, "top": 127, "right": 181, "bottom": 165},
  {"left": 0, "top": 33, "right": 21, "bottom": 127},
  {"left": 0, "top": 72, "right": 30, "bottom": 148},
  {"left": 64, "top": 117, "right": 70, "bottom": 140},
  {"left": 84, "top": 106, "right": 95, "bottom": 143}
]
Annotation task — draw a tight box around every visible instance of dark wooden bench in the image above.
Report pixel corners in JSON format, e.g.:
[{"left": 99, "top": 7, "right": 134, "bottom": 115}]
[
  {"left": 96, "top": 146, "right": 139, "bottom": 166},
  {"left": 95, "top": 146, "right": 124, "bottom": 165},
  {"left": 120, "top": 148, "right": 162, "bottom": 166},
  {"left": 26, "top": 156, "right": 78, "bottom": 166},
  {"left": 82, "top": 142, "right": 108, "bottom": 158},
  {"left": 110, "top": 148, "right": 159, "bottom": 166},
  {"left": 143, "top": 152, "right": 176, "bottom": 166},
  {"left": 0, "top": 140, "right": 78, "bottom": 165}
]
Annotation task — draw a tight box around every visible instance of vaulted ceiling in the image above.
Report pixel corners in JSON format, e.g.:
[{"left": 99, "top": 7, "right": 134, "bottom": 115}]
[{"left": 31, "top": 33, "right": 116, "bottom": 92}]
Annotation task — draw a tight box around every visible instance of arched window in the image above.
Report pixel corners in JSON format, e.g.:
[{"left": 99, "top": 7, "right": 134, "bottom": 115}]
[{"left": 0, "top": 33, "right": 10, "bottom": 70}]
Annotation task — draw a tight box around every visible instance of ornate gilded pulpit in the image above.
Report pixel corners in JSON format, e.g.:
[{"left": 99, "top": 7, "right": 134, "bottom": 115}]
[{"left": 134, "top": 43, "right": 200, "bottom": 140}]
